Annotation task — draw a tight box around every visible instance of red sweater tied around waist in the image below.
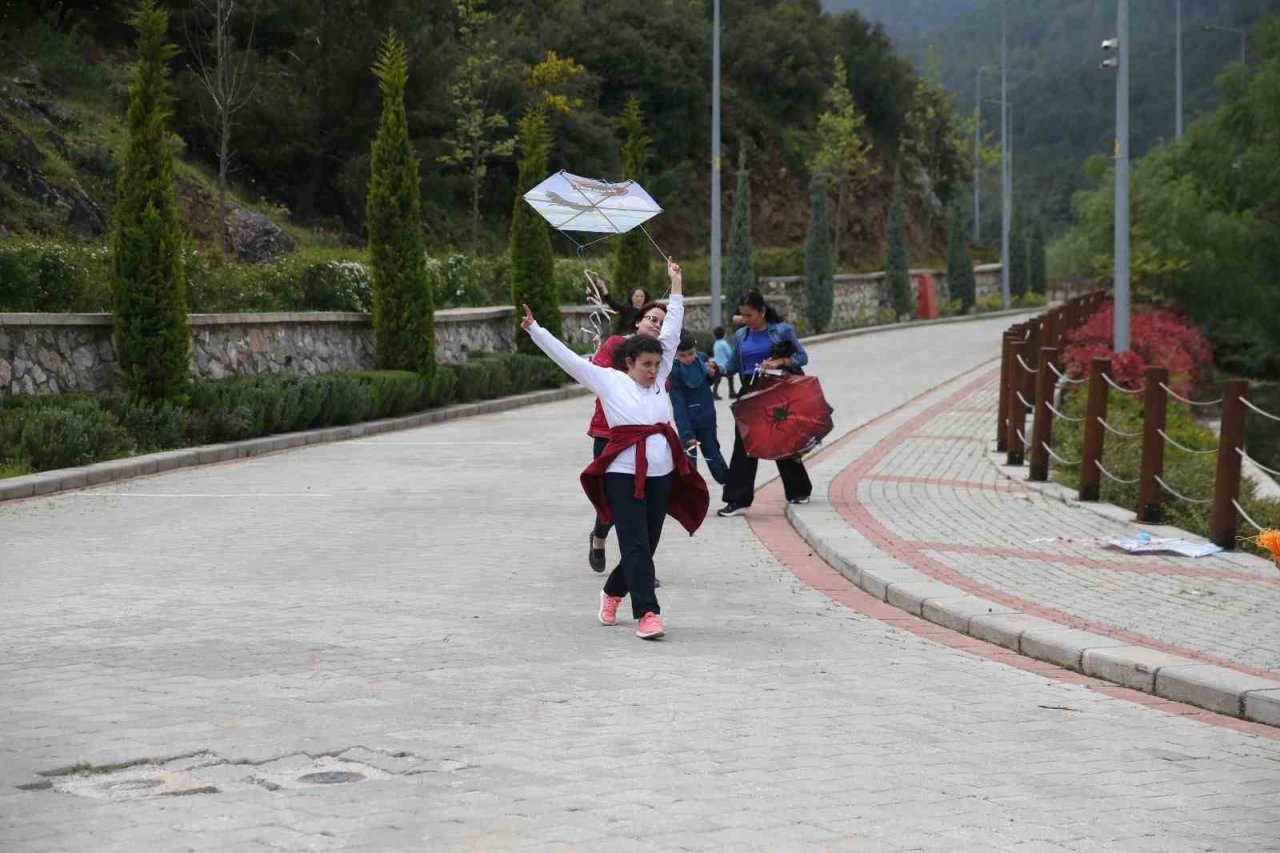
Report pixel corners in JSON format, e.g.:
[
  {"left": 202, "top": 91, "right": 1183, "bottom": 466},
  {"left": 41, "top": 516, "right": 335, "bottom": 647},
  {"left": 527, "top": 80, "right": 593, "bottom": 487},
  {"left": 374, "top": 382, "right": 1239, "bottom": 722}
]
[{"left": 580, "top": 423, "right": 710, "bottom": 535}]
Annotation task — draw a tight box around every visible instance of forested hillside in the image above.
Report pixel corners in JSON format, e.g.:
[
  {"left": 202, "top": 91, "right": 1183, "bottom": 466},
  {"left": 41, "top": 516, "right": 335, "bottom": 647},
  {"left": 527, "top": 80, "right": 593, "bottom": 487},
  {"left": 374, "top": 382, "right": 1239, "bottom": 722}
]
[
  {"left": 1, "top": 0, "right": 969, "bottom": 264},
  {"left": 828, "top": 0, "right": 1280, "bottom": 232}
]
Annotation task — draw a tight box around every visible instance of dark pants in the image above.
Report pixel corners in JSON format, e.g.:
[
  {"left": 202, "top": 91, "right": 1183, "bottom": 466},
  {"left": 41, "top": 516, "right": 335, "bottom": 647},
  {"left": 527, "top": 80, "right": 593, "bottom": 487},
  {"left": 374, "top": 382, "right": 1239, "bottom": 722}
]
[
  {"left": 685, "top": 421, "right": 729, "bottom": 485},
  {"left": 591, "top": 437, "right": 613, "bottom": 540},
  {"left": 602, "top": 472, "right": 671, "bottom": 618},
  {"left": 712, "top": 373, "right": 737, "bottom": 398},
  {"left": 722, "top": 418, "right": 812, "bottom": 507}
]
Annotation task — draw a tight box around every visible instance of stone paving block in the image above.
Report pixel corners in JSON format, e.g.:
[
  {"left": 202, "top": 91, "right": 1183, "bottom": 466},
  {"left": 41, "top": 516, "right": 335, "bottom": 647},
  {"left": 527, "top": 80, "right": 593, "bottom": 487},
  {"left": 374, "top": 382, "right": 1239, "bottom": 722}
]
[
  {"left": 1155, "top": 664, "right": 1280, "bottom": 717},
  {"left": 857, "top": 563, "right": 931, "bottom": 601},
  {"left": 1018, "top": 627, "right": 1130, "bottom": 673},
  {"left": 1080, "top": 647, "right": 1196, "bottom": 693},
  {"left": 149, "top": 450, "right": 197, "bottom": 473},
  {"left": 968, "top": 613, "right": 1060, "bottom": 652},
  {"left": 885, "top": 581, "right": 970, "bottom": 616},
  {"left": 922, "top": 595, "right": 1019, "bottom": 634},
  {"left": 0, "top": 477, "right": 38, "bottom": 500},
  {"left": 1243, "top": 688, "right": 1280, "bottom": 727},
  {"left": 194, "top": 444, "right": 238, "bottom": 464}
]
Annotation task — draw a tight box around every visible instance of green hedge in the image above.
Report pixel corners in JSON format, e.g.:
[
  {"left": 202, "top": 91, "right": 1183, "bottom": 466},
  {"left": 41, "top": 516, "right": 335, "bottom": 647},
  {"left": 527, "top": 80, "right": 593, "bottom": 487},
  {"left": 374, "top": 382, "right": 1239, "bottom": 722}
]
[{"left": 0, "top": 354, "right": 567, "bottom": 476}]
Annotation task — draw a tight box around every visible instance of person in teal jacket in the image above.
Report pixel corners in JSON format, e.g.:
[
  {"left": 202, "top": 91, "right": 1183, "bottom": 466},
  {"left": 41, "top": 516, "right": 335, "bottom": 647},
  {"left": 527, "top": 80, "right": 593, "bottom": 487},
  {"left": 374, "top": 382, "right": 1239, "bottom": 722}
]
[{"left": 670, "top": 333, "right": 729, "bottom": 485}]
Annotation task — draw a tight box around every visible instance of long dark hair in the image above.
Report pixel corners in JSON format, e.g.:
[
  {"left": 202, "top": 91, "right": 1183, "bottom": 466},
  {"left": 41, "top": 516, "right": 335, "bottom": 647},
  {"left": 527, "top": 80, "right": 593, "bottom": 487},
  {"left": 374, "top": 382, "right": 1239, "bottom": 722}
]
[
  {"left": 740, "top": 288, "right": 782, "bottom": 324},
  {"left": 612, "top": 334, "right": 664, "bottom": 369}
]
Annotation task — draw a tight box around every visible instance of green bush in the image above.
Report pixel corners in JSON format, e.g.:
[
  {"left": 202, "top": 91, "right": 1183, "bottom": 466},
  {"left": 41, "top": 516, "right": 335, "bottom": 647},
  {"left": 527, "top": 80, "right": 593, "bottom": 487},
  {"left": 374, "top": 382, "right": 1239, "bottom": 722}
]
[
  {"left": 0, "top": 396, "right": 135, "bottom": 471},
  {"left": 0, "top": 240, "right": 112, "bottom": 312}
]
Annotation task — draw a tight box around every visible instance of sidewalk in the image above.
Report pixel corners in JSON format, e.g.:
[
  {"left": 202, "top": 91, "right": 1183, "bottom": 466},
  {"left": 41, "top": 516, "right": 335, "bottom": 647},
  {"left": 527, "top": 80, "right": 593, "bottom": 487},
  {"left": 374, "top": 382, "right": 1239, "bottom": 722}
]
[{"left": 790, "top": 364, "right": 1280, "bottom": 726}]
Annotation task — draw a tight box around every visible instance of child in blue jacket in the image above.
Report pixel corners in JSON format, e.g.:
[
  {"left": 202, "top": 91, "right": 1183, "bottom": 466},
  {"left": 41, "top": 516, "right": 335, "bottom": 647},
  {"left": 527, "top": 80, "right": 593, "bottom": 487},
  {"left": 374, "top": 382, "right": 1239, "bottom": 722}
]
[{"left": 670, "top": 333, "right": 729, "bottom": 485}]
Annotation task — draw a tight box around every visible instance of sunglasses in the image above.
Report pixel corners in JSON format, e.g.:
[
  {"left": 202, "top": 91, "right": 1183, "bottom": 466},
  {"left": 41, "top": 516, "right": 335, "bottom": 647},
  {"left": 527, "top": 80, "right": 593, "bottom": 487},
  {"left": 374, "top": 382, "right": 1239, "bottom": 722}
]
[{"left": 641, "top": 314, "right": 664, "bottom": 325}]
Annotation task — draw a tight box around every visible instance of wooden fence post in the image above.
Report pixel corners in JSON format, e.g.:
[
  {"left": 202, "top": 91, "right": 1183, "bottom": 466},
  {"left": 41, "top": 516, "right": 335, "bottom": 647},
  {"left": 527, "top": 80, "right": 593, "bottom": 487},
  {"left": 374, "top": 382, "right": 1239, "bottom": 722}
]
[
  {"left": 1006, "top": 339, "right": 1027, "bottom": 466},
  {"left": 1136, "top": 366, "right": 1169, "bottom": 523},
  {"left": 997, "top": 333, "right": 1016, "bottom": 452},
  {"left": 1079, "top": 357, "right": 1111, "bottom": 501},
  {"left": 1210, "top": 379, "right": 1250, "bottom": 549},
  {"left": 1028, "top": 346, "right": 1058, "bottom": 482}
]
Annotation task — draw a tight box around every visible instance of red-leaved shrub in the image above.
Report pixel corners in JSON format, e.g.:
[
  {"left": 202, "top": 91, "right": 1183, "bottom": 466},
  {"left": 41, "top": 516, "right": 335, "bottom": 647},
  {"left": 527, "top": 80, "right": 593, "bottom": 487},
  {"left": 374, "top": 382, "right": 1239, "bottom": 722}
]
[{"left": 1064, "top": 302, "right": 1214, "bottom": 396}]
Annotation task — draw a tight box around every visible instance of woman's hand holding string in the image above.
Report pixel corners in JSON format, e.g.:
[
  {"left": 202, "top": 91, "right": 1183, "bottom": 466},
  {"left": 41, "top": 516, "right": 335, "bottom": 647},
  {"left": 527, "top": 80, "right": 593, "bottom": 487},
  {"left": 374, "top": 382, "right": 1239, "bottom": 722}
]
[{"left": 666, "top": 257, "right": 682, "bottom": 295}]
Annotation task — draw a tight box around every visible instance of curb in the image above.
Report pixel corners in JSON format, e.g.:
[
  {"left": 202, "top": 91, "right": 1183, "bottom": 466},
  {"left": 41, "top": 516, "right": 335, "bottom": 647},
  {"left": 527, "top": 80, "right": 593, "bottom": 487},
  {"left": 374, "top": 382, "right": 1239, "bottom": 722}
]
[
  {"left": 0, "top": 384, "right": 591, "bottom": 504},
  {"left": 786, "top": 375, "right": 1280, "bottom": 729}
]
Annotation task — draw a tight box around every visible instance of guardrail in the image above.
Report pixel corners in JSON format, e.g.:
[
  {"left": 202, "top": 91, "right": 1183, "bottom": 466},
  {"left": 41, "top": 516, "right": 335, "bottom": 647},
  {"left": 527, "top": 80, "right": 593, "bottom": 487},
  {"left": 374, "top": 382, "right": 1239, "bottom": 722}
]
[{"left": 1000, "top": 298, "right": 1278, "bottom": 548}]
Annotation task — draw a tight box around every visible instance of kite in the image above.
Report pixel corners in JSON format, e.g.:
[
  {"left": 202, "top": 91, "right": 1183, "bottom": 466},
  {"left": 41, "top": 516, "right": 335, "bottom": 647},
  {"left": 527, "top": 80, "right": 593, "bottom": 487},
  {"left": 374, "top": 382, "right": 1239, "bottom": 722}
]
[
  {"left": 524, "top": 171, "right": 669, "bottom": 347},
  {"left": 730, "top": 374, "right": 835, "bottom": 461}
]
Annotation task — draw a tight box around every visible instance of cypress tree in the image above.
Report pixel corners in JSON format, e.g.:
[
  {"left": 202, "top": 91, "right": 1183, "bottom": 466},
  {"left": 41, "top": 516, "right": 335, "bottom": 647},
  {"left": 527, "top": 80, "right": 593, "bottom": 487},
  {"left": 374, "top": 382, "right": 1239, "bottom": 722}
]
[
  {"left": 725, "top": 146, "right": 755, "bottom": 314},
  {"left": 367, "top": 31, "right": 436, "bottom": 376},
  {"left": 946, "top": 195, "right": 976, "bottom": 313},
  {"left": 1029, "top": 221, "right": 1047, "bottom": 295},
  {"left": 803, "top": 173, "right": 834, "bottom": 333},
  {"left": 611, "top": 97, "right": 652, "bottom": 303},
  {"left": 1009, "top": 208, "right": 1028, "bottom": 299},
  {"left": 885, "top": 170, "right": 913, "bottom": 319},
  {"left": 509, "top": 106, "right": 560, "bottom": 352},
  {"left": 112, "top": 0, "right": 189, "bottom": 402}
]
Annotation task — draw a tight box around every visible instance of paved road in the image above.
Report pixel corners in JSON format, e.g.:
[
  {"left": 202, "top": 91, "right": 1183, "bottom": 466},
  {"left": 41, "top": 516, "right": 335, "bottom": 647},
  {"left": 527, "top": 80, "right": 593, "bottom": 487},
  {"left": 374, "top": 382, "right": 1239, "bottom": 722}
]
[{"left": 3, "top": 314, "right": 1280, "bottom": 852}]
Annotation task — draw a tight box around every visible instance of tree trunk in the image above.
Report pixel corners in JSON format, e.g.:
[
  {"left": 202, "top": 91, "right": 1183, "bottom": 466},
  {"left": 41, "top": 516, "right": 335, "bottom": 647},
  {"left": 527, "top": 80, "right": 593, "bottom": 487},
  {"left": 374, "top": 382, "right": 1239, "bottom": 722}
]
[
  {"left": 218, "top": 106, "right": 231, "bottom": 252},
  {"left": 832, "top": 183, "right": 844, "bottom": 267}
]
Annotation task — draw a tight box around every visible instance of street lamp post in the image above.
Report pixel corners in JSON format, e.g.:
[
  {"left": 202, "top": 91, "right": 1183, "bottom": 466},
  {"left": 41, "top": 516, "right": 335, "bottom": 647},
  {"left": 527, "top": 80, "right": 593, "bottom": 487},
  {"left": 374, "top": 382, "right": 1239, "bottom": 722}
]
[
  {"left": 1101, "top": 2, "right": 1131, "bottom": 353},
  {"left": 974, "top": 66, "right": 997, "bottom": 243},
  {"left": 1202, "top": 24, "right": 1247, "bottom": 64},
  {"left": 1175, "top": 0, "right": 1183, "bottom": 139},
  {"left": 1000, "top": 0, "right": 1010, "bottom": 310},
  {"left": 709, "top": 0, "right": 722, "bottom": 329}
]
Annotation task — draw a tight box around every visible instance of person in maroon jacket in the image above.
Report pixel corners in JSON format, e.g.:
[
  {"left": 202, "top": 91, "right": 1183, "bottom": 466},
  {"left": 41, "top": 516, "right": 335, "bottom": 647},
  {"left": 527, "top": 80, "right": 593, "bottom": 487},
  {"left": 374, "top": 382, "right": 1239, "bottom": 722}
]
[{"left": 586, "top": 301, "right": 667, "bottom": 573}]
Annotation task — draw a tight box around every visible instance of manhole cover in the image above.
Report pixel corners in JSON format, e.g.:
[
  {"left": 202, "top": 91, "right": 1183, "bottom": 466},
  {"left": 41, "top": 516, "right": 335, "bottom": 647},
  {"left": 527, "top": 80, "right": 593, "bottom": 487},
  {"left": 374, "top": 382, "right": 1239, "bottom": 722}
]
[{"left": 296, "top": 771, "right": 365, "bottom": 785}]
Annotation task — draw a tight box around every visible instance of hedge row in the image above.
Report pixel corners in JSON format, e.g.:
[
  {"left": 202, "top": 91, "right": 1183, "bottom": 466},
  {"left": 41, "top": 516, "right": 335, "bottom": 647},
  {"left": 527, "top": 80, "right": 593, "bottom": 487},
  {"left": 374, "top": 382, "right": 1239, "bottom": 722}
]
[{"left": 0, "top": 353, "right": 566, "bottom": 477}]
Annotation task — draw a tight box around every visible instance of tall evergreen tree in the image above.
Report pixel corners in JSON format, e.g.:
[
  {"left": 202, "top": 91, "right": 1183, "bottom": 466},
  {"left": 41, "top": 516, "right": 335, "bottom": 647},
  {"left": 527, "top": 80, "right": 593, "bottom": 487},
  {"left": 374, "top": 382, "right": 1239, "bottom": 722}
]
[
  {"left": 946, "top": 195, "right": 976, "bottom": 313},
  {"left": 1009, "top": 207, "right": 1028, "bottom": 299},
  {"left": 367, "top": 31, "right": 436, "bottom": 376},
  {"left": 885, "top": 169, "right": 913, "bottom": 319},
  {"left": 112, "top": 0, "right": 189, "bottom": 402},
  {"left": 803, "top": 173, "right": 834, "bottom": 333},
  {"left": 611, "top": 97, "right": 652, "bottom": 301},
  {"left": 509, "top": 106, "right": 559, "bottom": 353},
  {"left": 1029, "top": 221, "right": 1047, "bottom": 295},
  {"left": 725, "top": 146, "right": 755, "bottom": 314}
]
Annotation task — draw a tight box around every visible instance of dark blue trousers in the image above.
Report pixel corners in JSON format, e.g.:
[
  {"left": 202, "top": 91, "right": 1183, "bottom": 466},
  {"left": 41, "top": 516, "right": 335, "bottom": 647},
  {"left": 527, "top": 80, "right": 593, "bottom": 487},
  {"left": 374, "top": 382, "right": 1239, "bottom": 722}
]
[{"left": 601, "top": 472, "right": 671, "bottom": 618}]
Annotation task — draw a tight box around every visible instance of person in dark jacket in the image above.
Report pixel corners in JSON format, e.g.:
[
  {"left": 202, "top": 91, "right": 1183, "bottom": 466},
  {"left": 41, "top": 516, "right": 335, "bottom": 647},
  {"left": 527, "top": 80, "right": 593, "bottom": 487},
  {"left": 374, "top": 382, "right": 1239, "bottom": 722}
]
[
  {"left": 670, "top": 333, "right": 729, "bottom": 485},
  {"left": 596, "top": 277, "right": 653, "bottom": 336},
  {"left": 716, "top": 289, "right": 812, "bottom": 516}
]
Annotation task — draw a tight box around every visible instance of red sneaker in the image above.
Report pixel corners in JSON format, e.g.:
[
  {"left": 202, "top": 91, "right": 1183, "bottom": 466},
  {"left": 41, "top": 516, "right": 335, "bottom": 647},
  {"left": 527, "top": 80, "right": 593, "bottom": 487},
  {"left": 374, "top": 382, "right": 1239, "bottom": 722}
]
[
  {"left": 636, "top": 612, "right": 664, "bottom": 640},
  {"left": 598, "top": 591, "right": 623, "bottom": 626}
]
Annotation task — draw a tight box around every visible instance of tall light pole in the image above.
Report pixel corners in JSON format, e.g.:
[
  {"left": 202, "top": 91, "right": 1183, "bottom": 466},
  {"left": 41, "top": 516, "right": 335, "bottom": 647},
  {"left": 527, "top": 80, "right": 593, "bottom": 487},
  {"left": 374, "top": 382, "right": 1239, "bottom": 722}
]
[
  {"left": 1102, "top": 2, "right": 1130, "bottom": 353},
  {"left": 709, "top": 0, "right": 723, "bottom": 329},
  {"left": 974, "top": 65, "right": 997, "bottom": 243},
  {"left": 1000, "top": 0, "right": 1011, "bottom": 310},
  {"left": 1175, "top": 0, "right": 1183, "bottom": 139},
  {"left": 1202, "top": 24, "right": 1247, "bottom": 64}
]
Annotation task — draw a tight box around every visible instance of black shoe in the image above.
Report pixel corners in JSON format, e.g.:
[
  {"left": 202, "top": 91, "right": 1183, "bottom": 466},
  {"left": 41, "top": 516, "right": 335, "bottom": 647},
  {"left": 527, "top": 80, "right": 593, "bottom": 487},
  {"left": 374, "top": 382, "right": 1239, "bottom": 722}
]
[
  {"left": 588, "top": 533, "right": 606, "bottom": 573},
  {"left": 788, "top": 496, "right": 811, "bottom": 505},
  {"left": 653, "top": 577, "right": 661, "bottom": 588},
  {"left": 717, "top": 503, "right": 749, "bottom": 517}
]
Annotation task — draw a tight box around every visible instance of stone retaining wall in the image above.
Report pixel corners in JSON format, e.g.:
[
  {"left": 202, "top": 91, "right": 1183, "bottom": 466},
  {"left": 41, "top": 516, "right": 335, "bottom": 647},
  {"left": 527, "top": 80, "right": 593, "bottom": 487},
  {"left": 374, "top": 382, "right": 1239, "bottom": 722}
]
[
  {"left": 0, "top": 294, "right": 789, "bottom": 396},
  {"left": 761, "top": 264, "right": 1003, "bottom": 333}
]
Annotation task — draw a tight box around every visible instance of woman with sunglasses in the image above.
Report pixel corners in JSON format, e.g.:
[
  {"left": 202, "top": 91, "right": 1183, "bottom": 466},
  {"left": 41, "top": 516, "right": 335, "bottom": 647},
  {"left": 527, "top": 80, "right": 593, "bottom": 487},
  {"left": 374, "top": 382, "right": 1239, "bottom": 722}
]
[{"left": 522, "top": 259, "right": 707, "bottom": 640}]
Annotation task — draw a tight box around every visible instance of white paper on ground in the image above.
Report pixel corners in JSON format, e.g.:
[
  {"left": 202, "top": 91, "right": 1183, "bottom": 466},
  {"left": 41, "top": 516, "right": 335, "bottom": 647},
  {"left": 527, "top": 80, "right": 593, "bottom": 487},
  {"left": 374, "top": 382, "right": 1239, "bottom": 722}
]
[{"left": 1106, "top": 537, "right": 1222, "bottom": 558}]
